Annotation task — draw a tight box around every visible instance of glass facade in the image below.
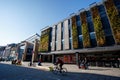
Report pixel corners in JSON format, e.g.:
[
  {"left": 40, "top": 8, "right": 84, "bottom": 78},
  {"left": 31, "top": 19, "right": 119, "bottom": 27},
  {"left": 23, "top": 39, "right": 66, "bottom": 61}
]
[
  {"left": 61, "top": 22, "right": 64, "bottom": 40},
  {"left": 61, "top": 39, "right": 64, "bottom": 50},
  {"left": 104, "top": 0, "right": 120, "bottom": 44},
  {"left": 55, "top": 25, "right": 57, "bottom": 51},
  {"left": 98, "top": 4, "right": 115, "bottom": 46},
  {"left": 68, "top": 19, "right": 72, "bottom": 49},
  {"left": 76, "top": 15, "right": 83, "bottom": 48},
  {"left": 90, "top": 32, "right": 97, "bottom": 47},
  {"left": 113, "top": 0, "right": 120, "bottom": 14},
  {"left": 61, "top": 22, "right": 64, "bottom": 50},
  {"left": 86, "top": 11, "right": 94, "bottom": 32},
  {"left": 39, "top": 0, "right": 119, "bottom": 52},
  {"left": 78, "top": 35, "right": 83, "bottom": 48},
  {"left": 39, "top": 0, "right": 120, "bottom": 66}
]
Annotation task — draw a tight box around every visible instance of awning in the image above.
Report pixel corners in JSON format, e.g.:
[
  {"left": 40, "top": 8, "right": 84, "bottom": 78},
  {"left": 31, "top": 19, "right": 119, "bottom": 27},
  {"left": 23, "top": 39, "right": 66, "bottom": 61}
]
[{"left": 38, "top": 45, "right": 120, "bottom": 55}]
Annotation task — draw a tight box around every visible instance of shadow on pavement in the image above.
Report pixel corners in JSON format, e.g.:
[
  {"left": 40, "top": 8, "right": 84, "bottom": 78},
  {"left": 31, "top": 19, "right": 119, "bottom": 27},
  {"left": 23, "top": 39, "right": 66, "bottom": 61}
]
[{"left": 0, "top": 63, "right": 120, "bottom": 80}]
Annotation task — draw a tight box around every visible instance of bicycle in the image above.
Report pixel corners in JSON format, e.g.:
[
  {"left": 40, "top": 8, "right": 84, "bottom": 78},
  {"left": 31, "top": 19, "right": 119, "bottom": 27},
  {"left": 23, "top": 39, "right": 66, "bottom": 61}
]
[
  {"left": 52, "top": 64, "right": 67, "bottom": 75},
  {"left": 78, "top": 63, "right": 88, "bottom": 70}
]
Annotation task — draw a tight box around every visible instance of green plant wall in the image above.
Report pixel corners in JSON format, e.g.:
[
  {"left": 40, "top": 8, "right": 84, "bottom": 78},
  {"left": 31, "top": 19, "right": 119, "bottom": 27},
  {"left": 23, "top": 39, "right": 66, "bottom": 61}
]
[
  {"left": 80, "top": 12, "right": 91, "bottom": 48},
  {"left": 91, "top": 6, "right": 106, "bottom": 46},
  {"left": 71, "top": 16, "right": 79, "bottom": 49},
  {"left": 104, "top": 0, "right": 120, "bottom": 44},
  {"left": 39, "top": 28, "right": 51, "bottom": 52}
]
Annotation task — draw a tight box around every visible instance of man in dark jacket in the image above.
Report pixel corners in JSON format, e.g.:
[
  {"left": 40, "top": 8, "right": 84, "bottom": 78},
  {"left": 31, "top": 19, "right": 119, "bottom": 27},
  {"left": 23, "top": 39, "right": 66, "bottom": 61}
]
[{"left": 56, "top": 58, "right": 64, "bottom": 72}]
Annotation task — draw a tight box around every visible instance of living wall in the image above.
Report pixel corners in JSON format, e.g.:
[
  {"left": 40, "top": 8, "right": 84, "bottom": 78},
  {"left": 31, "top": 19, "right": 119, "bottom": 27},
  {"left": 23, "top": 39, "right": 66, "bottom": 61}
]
[
  {"left": 104, "top": 0, "right": 120, "bottom": 44},
  {"left": 80, "top": 11, "right": 91, "bottom": 48},
  {"left": 39, "top": 28, "right": 51, "bottom": 52},
  {"left": 91, "top": 6, "right": 106, "bottom": 46},
  {"left": 71, "top": 16, "right": 79, "bottom": 49}
]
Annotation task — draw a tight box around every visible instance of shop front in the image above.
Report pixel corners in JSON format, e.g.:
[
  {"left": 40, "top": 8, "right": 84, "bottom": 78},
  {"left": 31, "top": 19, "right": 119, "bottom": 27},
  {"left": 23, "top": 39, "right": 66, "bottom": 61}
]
[{"left": 39, "top": 46, "right": 120, "bottom": 68}]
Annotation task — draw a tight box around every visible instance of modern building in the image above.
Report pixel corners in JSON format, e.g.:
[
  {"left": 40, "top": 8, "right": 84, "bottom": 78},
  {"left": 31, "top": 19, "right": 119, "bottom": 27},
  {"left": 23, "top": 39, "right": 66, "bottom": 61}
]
[
  {"left": 0, "top": 46, "right": 6, "bottom": 61},
  {"left": 2, "top": 43, "right": 18, "bottom": 61},
  {"left": 39, "top": 0, "right": 120, "bottom": 67},
  {"left": 18, "top": 33, "right": 40, "bottom": 61}
]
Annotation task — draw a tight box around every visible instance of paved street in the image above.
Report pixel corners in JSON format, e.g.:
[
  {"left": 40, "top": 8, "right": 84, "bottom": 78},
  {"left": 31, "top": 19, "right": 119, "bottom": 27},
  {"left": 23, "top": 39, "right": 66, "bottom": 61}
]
[{"left": 0, "top": 62, "right": 120, "bottom": 80}]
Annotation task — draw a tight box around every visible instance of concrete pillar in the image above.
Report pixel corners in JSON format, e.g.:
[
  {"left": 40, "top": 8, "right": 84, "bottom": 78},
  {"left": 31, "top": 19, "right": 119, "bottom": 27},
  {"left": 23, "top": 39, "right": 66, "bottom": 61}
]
[
  {"left": 23, "top": 42, "right": 28, "bottom": 61},
  {"left": 31, "top": 52, "right": 34, "bottom": 64},
  {"left": 64, "top": 20, "right": 69, "bottom": 50},
  {"left": 29, "top": 39, "right": 39, "bottom": 63},
  {"left": 76, "top": 52, "right": 79, "bottom": 65},
  {"left": 32, "top": 40, "right": 36, "bottom": 63},
  {"left": 56, "top": 23, "right": 62, "bottom": 50},
  {"left": 52, "top": 54, "right": 55, "bottom": 63},
  {"left": 33, "top": 39, "right": 39, "bottom": 62},
  {"left": 51, "top": 26, "right": 55, "bottom": 51}
]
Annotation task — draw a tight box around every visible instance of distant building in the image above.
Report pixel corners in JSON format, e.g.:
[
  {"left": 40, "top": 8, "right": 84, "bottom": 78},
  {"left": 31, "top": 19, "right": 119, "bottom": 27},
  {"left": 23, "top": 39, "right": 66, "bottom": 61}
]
[
  {"left": 0, "top": 46, "right": 6, "bottom": 58},
  {"left": 3, "top": 43, "right": 18, "bottom": 61},
  {"left": 18, "top": 33, "right": 40, "bottom": 61},
  {"left": 39, "top": 0, "right": 120, "bottom": 67}
]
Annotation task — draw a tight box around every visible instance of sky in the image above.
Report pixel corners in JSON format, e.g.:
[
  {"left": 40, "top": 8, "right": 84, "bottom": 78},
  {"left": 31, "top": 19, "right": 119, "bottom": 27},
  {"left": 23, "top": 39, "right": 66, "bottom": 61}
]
[{"left": 0, "top": 0, "right": 101, "bottom": 46}]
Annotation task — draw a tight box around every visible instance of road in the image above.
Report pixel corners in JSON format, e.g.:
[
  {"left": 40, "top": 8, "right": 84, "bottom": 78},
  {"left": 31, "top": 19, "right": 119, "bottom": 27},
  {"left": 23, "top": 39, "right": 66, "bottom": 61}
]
[{"left": 0, "top": 63, "right": 120, "bottom": 80}]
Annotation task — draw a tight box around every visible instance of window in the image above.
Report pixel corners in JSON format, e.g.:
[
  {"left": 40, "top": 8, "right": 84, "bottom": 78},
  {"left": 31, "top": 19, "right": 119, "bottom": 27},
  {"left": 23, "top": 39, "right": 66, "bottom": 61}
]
[
  {"left": 90, "top": 32, "right": 96, "bottom": 39},
  {"left": 61, "top": 22, "right": 64, "bottom": 39},
  {"left": 27, "top": 48, "right": 33, "bottom": 54},
  {"left": 55, "top": 41, "right": 57, "bottom": 51},
  {"left": 86, "top": 11, "right": 94, "bottom": 32},
  {"left": 68, "top": 25, "right": 72, "bottom": 37},
  {"left": 114, "top": 0, "right": 120, "bottom": 8},
  {"left": 105, "top": 35, "right": 115, "bottom": 46},
  {"left": 86, "top": 11, "right": 91, "bottom": 17},
  {"left": 79, "top": 35, "right": 83, "bottom": 41},
  {"left": 77, "top": 19, "right": 82, "bottom": 35},
  {"left": 50, "top": 42, "right": 52, "bottom": 47},
  {"left": 90, "top": 32, "right": 97, "bottom": 47},
  {"left": 77, "top": 25, "right": 82, "bottom": 35},
  {"left": 76, "top": 15, "right": 80, "bottom": 21},
  {"left": 77, "top": 21, "right": 81, "bottom": 26},
  {"left": 101, "top": 16, "right": 112, "bottom": 36},
  {"left": 87, "top": 22, "right": 94, "bottom": 32},
  {"left": 61, "top": 39, "right": 64, "bottom": 50},
  {"left": 98, "top": 5, "right": 105, "bottom": 12},
  {"left": 68, "top": 19, "right": 70, "bottom": 25},
  {"left": 78, "top": 35, "right": 83, "bottom": 48},
  {"left": 98, "top": 5, "right": 106, "bottom": 15},
  {"left": 69, "top": 37, "right": 72, "bottom": 49},
  {"left": 55, "top": 25, "right": 57, "bottom": 41}
]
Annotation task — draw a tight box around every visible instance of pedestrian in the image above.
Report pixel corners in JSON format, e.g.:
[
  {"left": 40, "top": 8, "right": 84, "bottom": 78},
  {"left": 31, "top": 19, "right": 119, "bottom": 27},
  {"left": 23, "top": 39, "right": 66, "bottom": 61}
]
[
  {"left": 84, "top": 57, "right": 88, "bottom": 69},
  {"left": 38, "top": 59, "right": 42, "bottom": 66},
  {"left": 79, "top": 57, "right": 88, "bottom": 69}
]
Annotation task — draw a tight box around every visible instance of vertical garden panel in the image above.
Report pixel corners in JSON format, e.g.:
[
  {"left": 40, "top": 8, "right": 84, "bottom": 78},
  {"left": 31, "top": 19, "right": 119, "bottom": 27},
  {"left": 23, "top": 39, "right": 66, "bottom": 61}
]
[
  {"left": 80, "top": 11, "right": 91, "bottom": 48},
  {"left": 91, "top": 6, "right": 106, "bottom": 46},
  {"left": 104, "top": 0, "right": 120, "bottom": 44},
  {"left": 39, "top": 28, "right": 51, "bottom": 52},
  {"left": 71, "top": 16, "right": 79, "bottom": 49}
]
